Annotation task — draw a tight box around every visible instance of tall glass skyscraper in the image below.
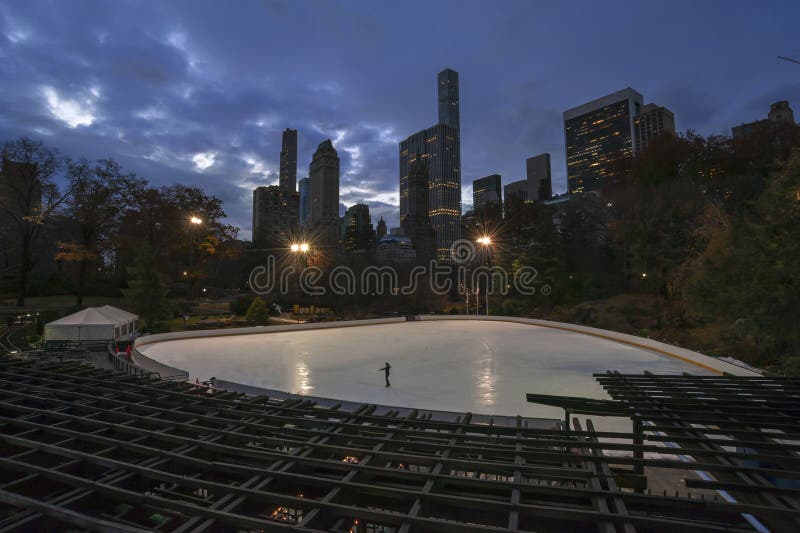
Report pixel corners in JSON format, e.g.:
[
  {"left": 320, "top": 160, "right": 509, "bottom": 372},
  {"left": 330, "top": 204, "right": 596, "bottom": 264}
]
[
  {"left": 438, "top": 68, "right": 460, "bottom": 130},
  {"left": 472, "top": 174, "right": 502, "bottom": 209},
  {"left": 298, "top": 177, "right": 311, "bottom": 227},
  {"left": 526, "top": 153, "right": 552, "bottom": 202},
  {"left": 309, "top": 139, "right": 340, "bottom": 247},
  {"left": 399, "top": 68, "right": 462, "bottom": 261},
  {"left": 279, "top": 128, "right": 297, "bottom": 191},
  {"left": 564, "top": 88, "right": 643, "bottom": 194}
]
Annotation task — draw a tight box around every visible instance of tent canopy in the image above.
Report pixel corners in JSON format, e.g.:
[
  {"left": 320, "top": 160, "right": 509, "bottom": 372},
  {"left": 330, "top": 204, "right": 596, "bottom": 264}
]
[{"left": 44, "top": 306, "right": 139, "bottom": 342}]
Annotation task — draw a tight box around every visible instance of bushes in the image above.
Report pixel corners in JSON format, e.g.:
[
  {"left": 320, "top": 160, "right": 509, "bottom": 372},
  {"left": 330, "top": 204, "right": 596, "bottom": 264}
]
[
  {"left": 245, "top": 297, "right": 270, "bottom": 325},
  {"left": 232, "top": 294, "right": 255, "bottom": 316}
]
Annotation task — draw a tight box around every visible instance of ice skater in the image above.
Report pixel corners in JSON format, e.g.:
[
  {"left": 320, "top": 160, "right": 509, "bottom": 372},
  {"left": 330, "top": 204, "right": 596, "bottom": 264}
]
[{"left": 377, "top": 362, "right": 391, "bottom": 387}]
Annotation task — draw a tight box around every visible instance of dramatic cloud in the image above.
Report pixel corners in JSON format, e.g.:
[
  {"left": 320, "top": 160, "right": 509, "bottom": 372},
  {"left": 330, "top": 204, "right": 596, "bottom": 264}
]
[{"left": 0, "top": 0, "right": 797, "bottom": 239}]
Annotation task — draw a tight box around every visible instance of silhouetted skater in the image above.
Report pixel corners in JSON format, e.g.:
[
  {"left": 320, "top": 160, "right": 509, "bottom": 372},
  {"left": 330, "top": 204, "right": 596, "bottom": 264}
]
[{"left": 378, "top": 362, "right": 391, "bottom": 387}]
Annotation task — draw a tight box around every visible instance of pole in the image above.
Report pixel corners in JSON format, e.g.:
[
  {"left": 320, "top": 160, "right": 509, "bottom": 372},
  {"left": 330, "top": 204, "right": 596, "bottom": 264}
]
[{"left": 187, "top": 228, "right": 194, "bottom": 300}]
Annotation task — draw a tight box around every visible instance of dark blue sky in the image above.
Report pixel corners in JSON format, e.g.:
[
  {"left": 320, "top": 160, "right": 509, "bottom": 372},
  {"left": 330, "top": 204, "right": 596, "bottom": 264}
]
[{"left": 1, "top": 0, "right": 798, "bottom": 237}]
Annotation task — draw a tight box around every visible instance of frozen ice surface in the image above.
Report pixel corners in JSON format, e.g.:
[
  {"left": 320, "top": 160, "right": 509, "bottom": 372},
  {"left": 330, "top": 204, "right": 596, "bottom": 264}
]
[{"left": 139, "top": 320, "right": 711, "bottom": 420}]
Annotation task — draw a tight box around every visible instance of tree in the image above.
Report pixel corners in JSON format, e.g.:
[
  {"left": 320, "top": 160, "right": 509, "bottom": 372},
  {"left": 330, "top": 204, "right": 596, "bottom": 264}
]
[
  {"left": 123, "top": 243, "right": 169, "bottom": 330},
  {"left": 159, "top": 184, "right": 239, "bottom": 297},
  {"left": 246, "top": 297, "right": 270, "bottom": 325},
  {"left": 687, "top": 149, "right": 800, "bottom": 363},
  {"left": 0, "top": 137, "right": 68, "bottom": 306},
  {"left": 56, "top": 158, "right": 146, "bottom": 305}
]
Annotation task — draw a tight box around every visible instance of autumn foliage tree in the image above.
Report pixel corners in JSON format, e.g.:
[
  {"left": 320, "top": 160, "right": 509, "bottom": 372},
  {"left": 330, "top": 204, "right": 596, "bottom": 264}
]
[{"left": 56, "top": 158, "right": 145, "bottom": 305}]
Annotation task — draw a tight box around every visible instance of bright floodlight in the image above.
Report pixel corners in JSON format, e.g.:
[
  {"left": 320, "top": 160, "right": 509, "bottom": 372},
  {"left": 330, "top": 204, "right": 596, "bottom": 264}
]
[
  {"left": 477, "top": 236, "right": 492, "bottom": 246},
  {"left": 300, "top": 243, "right": 310, "bottom": 252},
  {"left": 290, "top": 244, "right": 300, "bottom": 252},
  {"left": 190, "top": 216, "right": 202, "bottom": 225}
]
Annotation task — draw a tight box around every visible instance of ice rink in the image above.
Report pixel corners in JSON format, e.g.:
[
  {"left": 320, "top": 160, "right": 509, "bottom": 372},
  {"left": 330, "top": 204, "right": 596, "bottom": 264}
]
[{"left": 139, "top": 320, "right": 712, "bottom": 420}]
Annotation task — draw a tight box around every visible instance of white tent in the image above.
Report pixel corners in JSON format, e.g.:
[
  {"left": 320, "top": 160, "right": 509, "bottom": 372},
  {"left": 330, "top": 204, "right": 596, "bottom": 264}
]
[{"left": 44, "top": 306, "right": 139, "bottom": 342}]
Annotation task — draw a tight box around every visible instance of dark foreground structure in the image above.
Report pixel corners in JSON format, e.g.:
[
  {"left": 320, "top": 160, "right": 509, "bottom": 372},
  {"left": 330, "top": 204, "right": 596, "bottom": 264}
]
[{"left": 0, "top": 355, "right": 798, "bottom": 532}]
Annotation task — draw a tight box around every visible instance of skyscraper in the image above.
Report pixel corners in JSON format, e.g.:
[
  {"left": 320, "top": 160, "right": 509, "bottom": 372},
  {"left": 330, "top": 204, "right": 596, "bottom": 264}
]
[
  {"left": 438, "top": 68, "right": 460, "bottom": 130},
  {"left": 472, "top": 174, "right": 502, "bottom": 210},
  {"left": 401, "top": 156, "right": 436, "bottom": 264},
  {"left": 634, "top": 104, "right": 676, "bottom": 154},
  {"left": 252, "top": 186, "right": 299, "bottom": 247},
  {"left": 376, "top": 217, "right": 387, "bottom": 241},
  {"left": 504, "top": 180, "right": 529, "bottom": 203},
  {"left": 298, "top": 177, "right": 311, "bottom": 227},
  {"left": 279, "top": 128, "right": 297, "bottom": 191},
  {"left": 564, "top": 88, "right": 643, "bottom": 194},
  {"left": 342, "top": 203, "right": 375, "bottom": 253},
  {"left": 309, "top": 139, "right": 340, "bottom": 247},
  {"left": 526, "top": 153, "right": 552, "bottom": 202},
  {"left": 399, "top": 68, "right": 462, "bottom": 261}
]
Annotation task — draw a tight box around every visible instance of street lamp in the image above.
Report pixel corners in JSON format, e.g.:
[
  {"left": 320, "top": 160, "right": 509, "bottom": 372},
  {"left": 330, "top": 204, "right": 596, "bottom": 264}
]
[
  {"left": 290, "top": 242, "right": 311, "bottom": 254},
  {"left": 187, "top": 216, "right": 203, "bottom": 299},
  {"left": 476, "top": 236, "right": 493, "bottom": 316}
]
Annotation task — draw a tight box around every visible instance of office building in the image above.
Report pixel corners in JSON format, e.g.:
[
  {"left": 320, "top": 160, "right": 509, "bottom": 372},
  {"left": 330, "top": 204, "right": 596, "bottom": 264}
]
[
  {"left": 526, "top": 153, "right": 552, "bottom": 202},
  {"left": 342, "top": 203, "right": 375, "bottom": 253},
  {"left": 279, "top": 128, "right": 297, "bottom": 191},
  {"left": 376, "top": 217, "right": 387, "bottom": 241},
  {"left": 437, "top": 68, "right": 460, "bottom": 130},
  {"left": 309, "top": 139, "right": 340, "bottom": 247},
  {"left": 732, "top": 101, "right": 796, "bottom": 139},
  {"left": 376, "top": 236, "right": 416, "bottom": 264},
  {"left": 472, "top": 174, "right": 502, "bottom": 210},
  {"left": 399, "top": 68, "right": 462, "bottom": 261},
  {"left": 389, "top": 226, "right": 402, "bottom": 236},
  {"left": 298, "top": 177, "right": 311, "bottom": 227},
  {"left": 564, "top": 88, "right": 643, "bottom": 194},
  {"left": 634, "top": 104, "right": 676, "bottom": 154},
  {"left": 504, "top": 179, "right": 529, "bottom": 203},
  {"left": 401, "top": 157, "right": 437, "bottom": 264},
  {"left": 252, "top": 185, "right": 299, "bottom": 247}
]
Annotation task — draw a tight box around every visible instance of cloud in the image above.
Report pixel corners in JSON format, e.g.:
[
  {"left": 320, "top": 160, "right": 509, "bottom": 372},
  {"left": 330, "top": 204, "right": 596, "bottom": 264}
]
[
  {"left": 0, "top": 0, "right": 797, "bottom": 238},
  {"left": 192, "top": 151, "right": 216, "bottom": 170},
  {"left": 40, "top": 85, "right": 97, "bottom": 128}
]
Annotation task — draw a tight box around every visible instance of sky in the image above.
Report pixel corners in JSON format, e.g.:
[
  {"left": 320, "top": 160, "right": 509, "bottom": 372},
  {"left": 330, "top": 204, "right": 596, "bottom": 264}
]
[{"left": 1, "top": 0, "right": 798, "bottom": 239}]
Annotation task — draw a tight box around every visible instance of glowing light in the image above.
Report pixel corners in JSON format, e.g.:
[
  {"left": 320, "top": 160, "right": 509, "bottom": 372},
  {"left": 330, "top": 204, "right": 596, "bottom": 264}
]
[
  {"left": 290, "top": 244, "right": 300, "bottom": 252},
  {"left": 477, "top": 236, "right": 492, "bottom": 246},
  {"left": 299, "top": 243, "right": 310, "bottom": 253},
  {"left": 190, "top": 216, "right": 202, "bottom": 225}
]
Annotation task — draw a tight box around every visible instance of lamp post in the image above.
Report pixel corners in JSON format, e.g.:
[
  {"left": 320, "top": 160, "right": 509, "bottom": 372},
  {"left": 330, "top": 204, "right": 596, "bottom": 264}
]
[
  {"left": 290, "top": 243, "right": 312, "bottom": 320},
  {"left": 187, "top": 216, "right": 202, "bottom": 299},
  {"left": 476, "top": 236, "right": 492, "bottom": 316}
]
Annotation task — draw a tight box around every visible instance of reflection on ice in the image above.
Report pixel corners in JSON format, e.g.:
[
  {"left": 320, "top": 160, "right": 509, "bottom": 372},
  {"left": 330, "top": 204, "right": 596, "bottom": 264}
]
[
  {"left": 295, "top": 359, "right": 313, "bottom": 395},
  {"left": 475, "top": 340, "right": 497, "bottom": 409}
]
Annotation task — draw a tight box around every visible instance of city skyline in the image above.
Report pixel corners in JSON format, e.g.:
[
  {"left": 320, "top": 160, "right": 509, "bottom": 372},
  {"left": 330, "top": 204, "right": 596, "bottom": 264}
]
[{"left": 0, "top": 0, "right": 797, "bottom": 238}]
